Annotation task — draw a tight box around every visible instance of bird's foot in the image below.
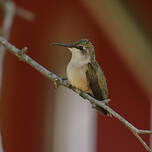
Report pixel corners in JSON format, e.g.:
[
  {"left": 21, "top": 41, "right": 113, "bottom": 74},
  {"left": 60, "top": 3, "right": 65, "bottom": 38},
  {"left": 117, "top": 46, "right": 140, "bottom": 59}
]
[
  {"left": 91, "top": 99, "right": 110, "bottom": 109},
  {"left": 92, "top": 103, "right": 96, "bottom": 109},
  {"left": 62, "top": 77, "right": 68, "bottom": 81},
  {"left": 101, "top": 99, "right": 111, "bottom": 104},
  {"left": 79, "top": 91, "right": 85, "bottom": 99},
  {"left": 53, "top": 78, "right": 60, "bottom": 89}
]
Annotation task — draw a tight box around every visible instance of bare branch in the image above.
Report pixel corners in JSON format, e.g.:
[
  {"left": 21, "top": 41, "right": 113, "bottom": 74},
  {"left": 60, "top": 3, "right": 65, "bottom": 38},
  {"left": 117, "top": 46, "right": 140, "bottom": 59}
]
[
  {"left": 15, "top": 6, "right": 35, "bottom": 21},
  {"left": 0, "top": 1, "right": 15, "bottom": 39},
  {"left": 133, "top": 132, "right": 151, "bottom": 152},
  {"left": 0, "top": 0, "right": 15, "bottom": 68},
  {"left": 0, "top": 36, "right": 151, "bottom": 152},
  {"left": 138, "top": 130, "right": 152, "bottom": 134},
  {"left": 0, "top": 1, "right": 35, "bottom": 22},
  {"left": 0, "top": 1, "right": 34, "bottom": 152},
  {"left": 0, "top": 1, "right": 16, "bottom": 152}
]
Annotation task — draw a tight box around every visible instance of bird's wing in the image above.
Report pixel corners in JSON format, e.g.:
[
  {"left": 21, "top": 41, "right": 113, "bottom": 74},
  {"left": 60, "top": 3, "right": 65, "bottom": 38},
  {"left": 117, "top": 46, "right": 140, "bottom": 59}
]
[{"left": 86, "top": 61, "right": 108, "bottom": 100}]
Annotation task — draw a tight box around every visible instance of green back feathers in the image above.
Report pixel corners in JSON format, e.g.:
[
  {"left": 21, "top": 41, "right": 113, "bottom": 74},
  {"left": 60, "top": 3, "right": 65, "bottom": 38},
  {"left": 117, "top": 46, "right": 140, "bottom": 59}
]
[{"left": 87, "top": 61, "right": 108, "bottom": 99}]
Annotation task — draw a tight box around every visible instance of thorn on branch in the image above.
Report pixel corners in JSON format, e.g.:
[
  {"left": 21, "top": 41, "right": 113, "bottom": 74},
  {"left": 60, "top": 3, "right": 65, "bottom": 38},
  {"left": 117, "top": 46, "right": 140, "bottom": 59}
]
[{"left": 18, "top": 46, "right": 28, "bottom": 61}]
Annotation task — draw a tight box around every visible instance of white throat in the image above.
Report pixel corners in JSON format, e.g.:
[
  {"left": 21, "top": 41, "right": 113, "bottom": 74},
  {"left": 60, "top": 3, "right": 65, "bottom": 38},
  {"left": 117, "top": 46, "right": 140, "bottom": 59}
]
[
  {"left": 68, "top": 48, "right": 90, "bottom": 67},
  {"left": 66, "top": 48, "right": 90, "bottom": 92}
]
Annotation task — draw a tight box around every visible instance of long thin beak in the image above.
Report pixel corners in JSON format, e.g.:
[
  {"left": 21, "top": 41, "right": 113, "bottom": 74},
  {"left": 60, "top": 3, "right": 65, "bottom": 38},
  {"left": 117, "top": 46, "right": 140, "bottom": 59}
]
[{"left": 51, "top": 42, "right": 73, "bottom": 48}]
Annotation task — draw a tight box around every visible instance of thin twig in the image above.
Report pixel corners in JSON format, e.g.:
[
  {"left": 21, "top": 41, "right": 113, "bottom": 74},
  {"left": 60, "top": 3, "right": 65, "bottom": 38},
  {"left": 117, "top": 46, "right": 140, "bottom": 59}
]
[
  {"left": 0, "top": 0, "right": 15, "bottom": 68},
  {"left": 0, "top": 36, "right": 151, "bottom": 152},
  {"left": 0, "top": 1, "right": 15, "bottom": 39},
  {"left": 15, "top": 6, "right": 35, "bottom": 21},
  {"left": 0, "top": 1, "right": 35, "bottom": 21},
  {"left": 0, "top": 1, "right": 16, "bottom": 152},
  {"left": 0, "top": 1, "right": 34, "bottom": 152},
  {"left": 133, "top": 132, "right": 151, "bottom": 152}
]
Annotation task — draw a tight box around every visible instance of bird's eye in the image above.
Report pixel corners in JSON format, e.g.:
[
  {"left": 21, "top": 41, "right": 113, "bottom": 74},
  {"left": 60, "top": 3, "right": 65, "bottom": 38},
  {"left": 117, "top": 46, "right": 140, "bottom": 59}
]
[{"left": 78, "top": 46, "right": 83, "bottom": 50}]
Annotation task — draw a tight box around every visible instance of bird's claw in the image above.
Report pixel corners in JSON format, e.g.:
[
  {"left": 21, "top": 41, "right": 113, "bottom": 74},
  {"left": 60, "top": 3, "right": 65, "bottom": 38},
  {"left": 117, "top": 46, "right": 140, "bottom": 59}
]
[
  {"left": 102, "top": 99, "right": 111, "bottom": 104},
  {"left": 91, "top": 99, "right": 110, "bottom": 109},
  {"left": 53, "top": 78, "right": 60, "bottom": 89},
  {"left": 79, "top": 92, "right": 85, "bottom": 99},
  {"left": 92, "top": 103, "right": 96, "bottom": 109},
  {"left": 62, "top": 77, "right": 68, "bottom": 81}
]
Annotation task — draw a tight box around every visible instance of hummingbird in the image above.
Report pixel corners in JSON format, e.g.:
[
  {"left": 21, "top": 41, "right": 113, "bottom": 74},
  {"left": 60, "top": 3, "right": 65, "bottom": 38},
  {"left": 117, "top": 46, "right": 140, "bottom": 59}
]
[{"left": 52, "top": 39, "right": 110, "bottom": 116}]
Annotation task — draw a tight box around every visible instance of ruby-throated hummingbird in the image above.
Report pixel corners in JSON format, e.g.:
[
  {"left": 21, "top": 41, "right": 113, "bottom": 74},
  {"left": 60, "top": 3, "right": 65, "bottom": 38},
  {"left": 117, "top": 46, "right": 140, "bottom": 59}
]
[{"left": 52, "top": 39, "right": 110, "bottom": 116}]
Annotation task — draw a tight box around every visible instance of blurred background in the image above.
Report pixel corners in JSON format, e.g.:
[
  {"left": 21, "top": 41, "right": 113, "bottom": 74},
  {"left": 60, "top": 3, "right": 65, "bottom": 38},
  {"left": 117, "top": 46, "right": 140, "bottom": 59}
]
[{"left": 0, "top": 0, "right": 152, "bottom": 152}]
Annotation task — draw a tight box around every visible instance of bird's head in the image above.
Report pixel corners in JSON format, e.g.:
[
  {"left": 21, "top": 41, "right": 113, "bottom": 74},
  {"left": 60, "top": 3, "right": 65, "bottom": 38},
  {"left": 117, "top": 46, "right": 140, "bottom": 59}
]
[{"left": 52, "top": 39, "right": 95, "bottom": 62}]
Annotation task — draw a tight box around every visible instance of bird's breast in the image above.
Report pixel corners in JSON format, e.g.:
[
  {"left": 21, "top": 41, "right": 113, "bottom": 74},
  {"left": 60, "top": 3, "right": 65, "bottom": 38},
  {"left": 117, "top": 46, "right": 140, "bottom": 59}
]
[{"left": 66, "top": 64, "right": 89, "bottom": 92}]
